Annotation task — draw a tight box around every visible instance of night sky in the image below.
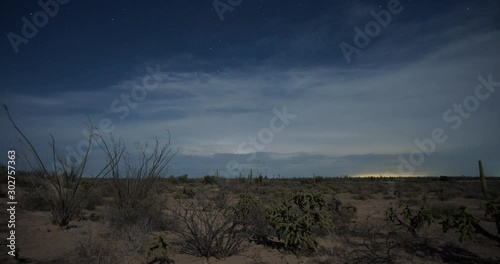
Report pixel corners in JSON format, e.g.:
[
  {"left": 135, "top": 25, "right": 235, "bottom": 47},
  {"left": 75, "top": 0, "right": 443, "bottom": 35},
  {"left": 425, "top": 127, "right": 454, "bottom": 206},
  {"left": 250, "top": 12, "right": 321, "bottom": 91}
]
[{"left": 1, "top": 0, "right": 499, "bottom": 177}]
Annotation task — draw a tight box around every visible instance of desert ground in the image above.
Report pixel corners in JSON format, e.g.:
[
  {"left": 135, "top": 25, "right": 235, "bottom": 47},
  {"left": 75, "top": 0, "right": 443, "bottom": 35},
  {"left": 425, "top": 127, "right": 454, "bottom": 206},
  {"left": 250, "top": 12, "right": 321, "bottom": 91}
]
[{"left": 1, "top": 176, "right": 500, "bottom": 264}]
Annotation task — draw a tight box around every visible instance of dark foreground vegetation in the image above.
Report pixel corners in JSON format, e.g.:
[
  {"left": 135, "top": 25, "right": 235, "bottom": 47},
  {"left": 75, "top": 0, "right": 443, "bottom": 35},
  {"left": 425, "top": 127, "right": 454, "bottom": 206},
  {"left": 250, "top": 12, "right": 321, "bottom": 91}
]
[
  {"left": 2, "top": 169, "right": 500, "bottom": 264},
  {"left": 1, "top": 105, "right": 499, "bottom": 263}
]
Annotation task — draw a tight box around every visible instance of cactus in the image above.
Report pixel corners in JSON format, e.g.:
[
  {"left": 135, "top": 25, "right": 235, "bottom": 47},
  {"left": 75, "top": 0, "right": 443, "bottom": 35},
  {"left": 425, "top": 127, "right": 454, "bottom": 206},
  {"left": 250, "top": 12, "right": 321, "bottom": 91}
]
[
  {"left": 435, "top": 161, "right": 500, "bottom": 245},
  {"left": 478, "top": 160, "right": 488, "bottom": 199},
  {"left": 385, "top": 204, "right": 433, "bottom": 236},
  {"left": 440, "top": 206, "right": 477, "bottom": 242},
  {"left": 266, "top": 191, "right": 333, "bottom": 253}
]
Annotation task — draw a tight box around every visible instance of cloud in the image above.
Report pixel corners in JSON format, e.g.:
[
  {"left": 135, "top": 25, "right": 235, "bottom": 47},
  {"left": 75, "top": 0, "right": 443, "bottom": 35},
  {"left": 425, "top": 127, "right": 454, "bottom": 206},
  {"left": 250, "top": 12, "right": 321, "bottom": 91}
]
[{"left": 1, "top": 1, "right": 499, "bottom": 177}]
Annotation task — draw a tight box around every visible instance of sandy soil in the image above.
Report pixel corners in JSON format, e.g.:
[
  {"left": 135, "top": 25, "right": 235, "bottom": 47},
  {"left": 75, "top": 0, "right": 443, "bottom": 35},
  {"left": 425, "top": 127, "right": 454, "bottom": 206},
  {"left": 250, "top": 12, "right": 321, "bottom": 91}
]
[{"left": 1, "top": 180, "right": 500, "bottom": 264}]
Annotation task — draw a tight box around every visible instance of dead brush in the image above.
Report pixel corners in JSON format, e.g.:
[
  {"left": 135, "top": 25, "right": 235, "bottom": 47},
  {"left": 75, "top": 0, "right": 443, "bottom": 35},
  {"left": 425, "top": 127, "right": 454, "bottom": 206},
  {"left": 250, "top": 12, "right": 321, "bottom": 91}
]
[{"left": 168, "top": 189, "right": 254, "bottom": 261}]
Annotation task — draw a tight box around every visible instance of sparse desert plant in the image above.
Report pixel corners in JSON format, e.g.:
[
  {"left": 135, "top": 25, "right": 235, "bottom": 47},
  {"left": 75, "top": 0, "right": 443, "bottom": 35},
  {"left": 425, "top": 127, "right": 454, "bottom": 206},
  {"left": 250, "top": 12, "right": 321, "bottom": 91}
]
[
  {"left": 4, "top": 105, "right": 115, "bottom": 227},
  {"left": 383, "top": 195, "right": 396, "bottom": 200},
  {"left": 438, "top": 161, "right": 500, "bottom": 245},
  {"left": 233, "top": 194, "right": 273, "bottom": 240},
  {"left": 98, "top": 132, "right": 177, "bottom": 210},
  {"left": 439, "top": 206, "right": 479, "bottom": 242},
  {"left": 384, "top": 204, "right": 433, "bottom": 236},
  {"left": 398, "top": 197, "right": 421, "bottom": 207},
  {"left": 76, "top": 225, "right": 116, "bottom": 264},
  {"left": 181, "top": 187, "right": 197, "bottom": 198},
  {"left": 339, "top": 214, "right": 413, "bottom": 264},
  {"left": 79, "top": 181, "right": 103, "bottom": 211},
  {"left": 326, "top": 194, "right": 357, "bottom": 234},
  {"left": 351, "top": 192, "right": 374, "bottom": 201},
  {"left": 98, "top": 132, "right": 176, "bottom": 234},
  {"left": 428, "top": 203, "right": 456, "bottom": 219},
  {"left": 169, "top": 190, "right": 254, "bottom": 261},
  {"left": 139, "top": 234, "right": 175, "bottom": 264},
  {"left": 18, "top": 187, "right": 51, "bottom": 211},
  {"left": 203, "top": 175, "right": 218, "bottom": 185},
  {"left": 266, "top": 191, "right": 333, "bottom": 254},
  {"left": 83, "top": 191, "right": 103, "bottom": 211},
  {"left": 436, "top": 185, "right": 463, "bottom": 201}
]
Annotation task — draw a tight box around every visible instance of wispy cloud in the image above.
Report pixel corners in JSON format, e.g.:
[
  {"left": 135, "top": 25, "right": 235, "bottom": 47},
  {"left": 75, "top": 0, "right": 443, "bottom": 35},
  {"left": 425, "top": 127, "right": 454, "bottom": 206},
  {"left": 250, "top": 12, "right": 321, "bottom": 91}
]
[{"left": 1, "top": 1, "right": 499, "bottom": 177}]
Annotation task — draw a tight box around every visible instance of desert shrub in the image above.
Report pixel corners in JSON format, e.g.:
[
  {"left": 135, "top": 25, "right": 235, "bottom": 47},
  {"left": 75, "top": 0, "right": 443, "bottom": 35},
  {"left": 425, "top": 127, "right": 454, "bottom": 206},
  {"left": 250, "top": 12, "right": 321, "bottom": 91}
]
[
  {"left": 327, "top": 195, "right": 357, "bottom": 220},
  {"left": 83, "top": 192, "right": 103, "bottom": 211},
  {"left": 169, "top": 190, "right": 254, "bottom": 260},
  {"left": 99, "top": 132, "right": 176, "bottom": 237},
  {"left": 434, "top": 171, "right": 500, "bottom": 246},
  {"left": 139, "top": 234, "right": 175, "bottom": 264},
  {"left": 76, "top": 225, "right": 116, "bottom": 264},
  {"left": 167, "top": 174, "right": 190, "bottom": 184},
  {"left": 440, "top": 198, "right": 500, "bottom": 245},
  {"left": 428, "top": 203, "right": 455, "bottom": 219},
  {"left": 234, "top": 194, "right": 273, "bottom": 240},
  {"left": 4, "top": 105, "right": 123, "bottom": 227},
  {"left": 338, "top": 215, "right": 413, "bottom": 264},
  {"left": 266, "top": 191, "right": 333, "bottom": 254},
  {"left": 203, "top": 175, "right": 218, "bottom": 185},
  {"left": 326, "top": 195, "right": 357, "bottom": 234},
  {"left": 18, "top": 188, "right": 51, "bottom": 211},
  {"left": 101, "top": 137, "right": 176, "bottom": 207},
  {"left": 106, "top": 194, "right": 169, "bottom": 234},
  {"left": 385, "top": 204, "right": 433, "bottom": 236},
  {"left": 352, "top": 191, "right": 374, "bottom": 201},
  {"left": 182, "top": 187, "right": 196, "bottom": 198},
  {"left": 398, "top": 197, "right": 421, "bottom": 207},
  {"left": 439, "top": 206, "right": 478, "bottom": 242},
  {"left": 367, "top": 181, "right": 389, "bottom": 195},
  {"left": 436, "top": 186, "right": 463, "bottom": 201},
  {"left": 79, "top": 181, "right": 103, "bottom": 211},
  {"left": 394, "top": 181, "right": 422, "bottom": 198}
]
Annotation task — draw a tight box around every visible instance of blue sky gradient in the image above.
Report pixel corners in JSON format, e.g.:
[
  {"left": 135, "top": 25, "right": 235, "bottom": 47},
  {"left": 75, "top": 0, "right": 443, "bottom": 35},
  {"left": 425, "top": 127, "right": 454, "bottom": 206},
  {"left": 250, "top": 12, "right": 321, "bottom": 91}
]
[{"left": 1, "top": 0, "right": 499, "bottom": 177}]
